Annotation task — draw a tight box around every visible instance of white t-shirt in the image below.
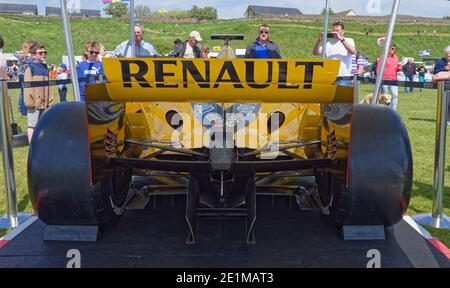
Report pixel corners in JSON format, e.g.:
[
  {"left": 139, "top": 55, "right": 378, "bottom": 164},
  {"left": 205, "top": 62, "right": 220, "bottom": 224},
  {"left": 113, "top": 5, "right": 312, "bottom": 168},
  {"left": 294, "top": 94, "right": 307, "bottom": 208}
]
[
  {"left": 325, "top": 38, "right": 355, "bottom": 77},
  {"left": 183, "top": 44, "right": 195, "bottom": 58}
]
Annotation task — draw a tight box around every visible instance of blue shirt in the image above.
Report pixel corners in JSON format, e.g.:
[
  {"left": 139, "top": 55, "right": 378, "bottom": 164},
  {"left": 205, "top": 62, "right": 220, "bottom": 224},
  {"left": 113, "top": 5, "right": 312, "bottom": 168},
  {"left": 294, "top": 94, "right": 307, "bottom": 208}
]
[
  {"left": 77, "top": 61, "right": 104, "bottom": 101},
  {"left": 254, "top": 38, "right": 269, "bottom": 59},
  {"left": 434, "top": 58, "right": 448, "bottom": 74}
]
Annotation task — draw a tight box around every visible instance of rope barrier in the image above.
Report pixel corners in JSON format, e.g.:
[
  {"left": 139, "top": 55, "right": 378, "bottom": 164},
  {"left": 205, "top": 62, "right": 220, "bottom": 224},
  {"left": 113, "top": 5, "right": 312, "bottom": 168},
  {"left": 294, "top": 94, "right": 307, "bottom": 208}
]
[
  {"left": 5, "top": 75, "right": 449, "bottom": 90},
  {"left": 336, "top": 76, "right": 450, "bottom": 90},
  {"left": 5, "top": 76, "right": 101, "bottom": 90}
]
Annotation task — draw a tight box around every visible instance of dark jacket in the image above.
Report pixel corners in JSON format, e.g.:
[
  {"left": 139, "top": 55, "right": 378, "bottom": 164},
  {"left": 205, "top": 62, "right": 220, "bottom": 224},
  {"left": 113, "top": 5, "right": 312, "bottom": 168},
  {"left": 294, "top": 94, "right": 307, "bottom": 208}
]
[
  {"left": 169, "top": 41, "right": 202, "bottom": 58},
  {"left": 402, "top": 62, "right": 416, "bottom": 76},
  {"left": 433, "top": 57, "right": 449, "bottom": 74},
  {"left": 168, "top": 43, "right": 184, "bottom": 57},
  {"left": 245, "top": 38, "right": 281, "bottom": 59},
  {"left": 24, "top": 61, "right": 53, "bottom": 109}
]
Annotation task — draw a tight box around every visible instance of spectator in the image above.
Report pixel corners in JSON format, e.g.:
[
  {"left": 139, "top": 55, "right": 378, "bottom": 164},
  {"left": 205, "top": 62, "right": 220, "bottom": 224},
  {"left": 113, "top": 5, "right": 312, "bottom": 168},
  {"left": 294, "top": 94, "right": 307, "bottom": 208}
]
[
  {"left": 5, "top": 64, "right": 12, "bottom": 80},
  {"left": 14, "top": 40, "right": 36, "bottom": 116},
  {"left": 417, "top": 63, "right": 427, "bottom": 92},
  {"left": 433, "top": 71, "right": 450, "bottom": 81},
  {"left": 377, "top": 43, "right": 401, "bottom": 110},
  {"left": 77, "top": 42, "right": 104, "bottom": 102},
  {"left": 351, "top": 51, "right": 368, "bottom": 76},
  {"left": 201, "top": 45, "right": 210, "bottom": 58},
  {"left": 98, "top": 44, "right": 106, "bottom": 62},
  {"left": 313, "top": 21, "right": 356, "bottom": 86},
  {"left": 24, "top": 44, "right": 53, "bottom": 143},
  {"left": 433, "top": 45, "right": 450, "bottom": 74},
  {"left": 432, "top": 46, "right": 450, "bottom": 123},
  {"left": 434, "top": 70, "right": 450, "bottom": 125},
  {"left": 114, "top": 23, "right": 160, "bottom": 58},
  {"left": 49, "top": 65, "right": 58, "bottom": 79},
  {"left": 402, "top": 57, "right": 416, "bottom": 93},
  {"left": 57, "top": 63, "right": 68, "bottom": 102},
  {"left": 245, "top": 24, "right": 281, "bottom": 59},
  {"left": 0, "top": 35, "right": 6, "bottom": 80},
  {"left": 370, "top": 59, "right": 379, "bottom": 79},
  {"left": 167, "top": 38, "right": 183, "bottom": 57},
  {"left": 169, "top": 31, "right": 203, "bottom": 58},
  {"left": 240, "top": 24, "right": 282, "bottom": 126}
]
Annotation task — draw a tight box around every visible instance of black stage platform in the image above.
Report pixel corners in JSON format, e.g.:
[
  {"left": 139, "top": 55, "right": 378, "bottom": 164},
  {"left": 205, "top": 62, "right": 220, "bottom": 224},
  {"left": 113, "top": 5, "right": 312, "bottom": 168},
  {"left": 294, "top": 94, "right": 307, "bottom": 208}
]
[{"left": 0, "top": 195, "right": 448, "bottom": 268}]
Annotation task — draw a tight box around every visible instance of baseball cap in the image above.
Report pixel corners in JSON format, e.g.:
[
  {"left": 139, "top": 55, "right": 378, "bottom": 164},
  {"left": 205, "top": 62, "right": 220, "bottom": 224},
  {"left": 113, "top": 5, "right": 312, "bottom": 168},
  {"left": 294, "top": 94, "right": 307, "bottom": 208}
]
[
  {"left": 189, "top": 31, "right": 202, "bottom": 42},
  {"left": 60, "top": 63, "right": 67, "bottom": 70},
  {"left": 444, "top": 45, "right": 450, "bottom": 53}
]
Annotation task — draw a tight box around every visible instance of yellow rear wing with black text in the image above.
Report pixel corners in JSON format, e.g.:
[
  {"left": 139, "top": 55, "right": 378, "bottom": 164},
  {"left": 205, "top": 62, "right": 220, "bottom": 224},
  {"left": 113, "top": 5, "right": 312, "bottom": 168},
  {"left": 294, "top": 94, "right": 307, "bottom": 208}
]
[{"left": 85, "top": 58, "right": 352, "bottom": 103}]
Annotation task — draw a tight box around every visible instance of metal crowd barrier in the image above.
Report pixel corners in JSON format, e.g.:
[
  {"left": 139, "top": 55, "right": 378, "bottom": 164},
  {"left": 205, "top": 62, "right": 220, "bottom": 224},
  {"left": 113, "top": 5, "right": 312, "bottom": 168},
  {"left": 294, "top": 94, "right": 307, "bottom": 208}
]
[
  {"left": 5, "top": 76, "right": 100, "bottom": 90},
  {"left": 4, "top": 75, "right": 450, "bottom": 91}
]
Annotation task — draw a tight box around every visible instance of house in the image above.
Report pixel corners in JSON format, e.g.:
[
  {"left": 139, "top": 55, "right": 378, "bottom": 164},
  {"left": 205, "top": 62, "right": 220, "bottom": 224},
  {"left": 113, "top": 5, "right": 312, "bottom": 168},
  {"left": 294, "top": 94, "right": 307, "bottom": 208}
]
[
  {"left": 245, "top": 5, "right": 303, "bottom": 18},
  {"left": 0, "top": 3, "right": 37, "bottom": 15},
  {"left": 45, "top": 7, "right": 61, "bottom": 17},
  {"left": 70, "top": 9, "right": 101, "bottom": 17},
  {"left": 335, "top": 9, "right": 358, "bottom": 17},
  {"left": 45, "top": 7, "right": 101, "bottom": 17}
]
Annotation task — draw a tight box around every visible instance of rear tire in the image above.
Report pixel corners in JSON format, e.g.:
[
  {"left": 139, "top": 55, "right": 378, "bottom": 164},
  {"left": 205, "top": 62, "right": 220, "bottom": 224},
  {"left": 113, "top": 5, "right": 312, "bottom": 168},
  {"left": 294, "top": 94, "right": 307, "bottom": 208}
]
[
  {"left": 28, "top": 102, "right": 131, "bottom": 229},
  {"left": 317, "top": 104, "right": 413, "bottom": 227}
]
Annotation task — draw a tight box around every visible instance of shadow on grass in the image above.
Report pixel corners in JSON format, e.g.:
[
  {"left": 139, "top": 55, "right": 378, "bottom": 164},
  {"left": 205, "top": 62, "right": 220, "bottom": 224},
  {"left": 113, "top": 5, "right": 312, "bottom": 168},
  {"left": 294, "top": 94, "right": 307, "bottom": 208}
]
[
  {"left": 18, "top": 193, "right": 30, "bottom": 212},
  {"left": 409, "top": 117, "right": 436, "bottom": 123},
  {"left": 410, "top": 180, "right": 450, "bottom": 214}
]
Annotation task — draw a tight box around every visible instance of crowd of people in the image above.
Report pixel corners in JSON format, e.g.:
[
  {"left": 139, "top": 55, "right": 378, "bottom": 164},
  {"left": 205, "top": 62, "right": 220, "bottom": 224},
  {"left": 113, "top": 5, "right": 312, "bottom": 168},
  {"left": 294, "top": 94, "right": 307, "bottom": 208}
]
[{"left": 0, "top": 21, "right": 449, "bottom": 141}]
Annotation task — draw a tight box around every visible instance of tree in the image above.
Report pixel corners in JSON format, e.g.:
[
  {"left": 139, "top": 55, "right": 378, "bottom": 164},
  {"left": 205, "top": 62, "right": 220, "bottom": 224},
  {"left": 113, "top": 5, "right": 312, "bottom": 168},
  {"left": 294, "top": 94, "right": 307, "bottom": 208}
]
[
  {"left": 320, "top": 8, "right": 335, "bottom": 15},
  {"left": 103, "top": 2, "right": 128, "bottom": 18},
  {"left": 188, "top": 5, "right": 200, "bottom": 19},
  {"left": 201, "top": 6, "right": 218, "bottom": 20},
  {"left": 136, "top": 4, "right": 151, "bottom": 18},
  {"left": 188, "top": 5, "right": 218, "bottom": 21}
]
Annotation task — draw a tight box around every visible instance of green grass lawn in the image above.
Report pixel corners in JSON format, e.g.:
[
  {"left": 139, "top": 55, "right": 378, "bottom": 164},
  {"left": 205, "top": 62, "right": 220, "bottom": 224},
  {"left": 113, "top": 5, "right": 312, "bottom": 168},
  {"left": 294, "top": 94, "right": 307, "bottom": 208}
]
[{"left": 0, "top": 15, "right": 449, "bottom": 247}]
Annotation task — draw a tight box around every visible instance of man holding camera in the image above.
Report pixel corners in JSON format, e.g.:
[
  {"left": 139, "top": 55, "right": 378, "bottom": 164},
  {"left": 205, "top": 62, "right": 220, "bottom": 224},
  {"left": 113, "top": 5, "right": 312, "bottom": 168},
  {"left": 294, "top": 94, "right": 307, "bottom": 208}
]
[{"left": 313, "top": 21, "right": 356, "bottom": 86}]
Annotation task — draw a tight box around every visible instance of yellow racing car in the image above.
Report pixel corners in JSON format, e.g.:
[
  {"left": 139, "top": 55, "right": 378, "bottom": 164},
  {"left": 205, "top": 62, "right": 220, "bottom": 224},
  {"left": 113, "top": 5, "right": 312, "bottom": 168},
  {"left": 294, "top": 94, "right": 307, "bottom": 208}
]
[{"left": 28, "top": 51, "right": 412, "bottom": 243}]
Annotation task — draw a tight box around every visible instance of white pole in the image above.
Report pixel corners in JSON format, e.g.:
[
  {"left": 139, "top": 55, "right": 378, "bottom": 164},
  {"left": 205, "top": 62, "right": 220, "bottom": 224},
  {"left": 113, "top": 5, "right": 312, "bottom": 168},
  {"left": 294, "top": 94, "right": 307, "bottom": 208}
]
[
  {"left": 322, "top": 0, "right": 330, "bottom": 59},
  {"left": 60, "top": 0, "right": 81, "bottom": 101},
  {"left": 130, "top": 0, "right": 135, "bottom": 58},
  {"left": 0, "top": 81, "right": 18, "bottom": 228},
  {"left": 432, "top": 82, "right": 448, "bottom": 227}
]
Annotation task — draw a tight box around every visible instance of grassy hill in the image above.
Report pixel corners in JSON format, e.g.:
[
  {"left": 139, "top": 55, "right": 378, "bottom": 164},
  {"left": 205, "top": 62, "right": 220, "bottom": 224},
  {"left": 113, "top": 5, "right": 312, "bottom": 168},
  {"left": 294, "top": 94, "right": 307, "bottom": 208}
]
[{"left": 0, "top": 15, "right": 449, "bottom": 65}]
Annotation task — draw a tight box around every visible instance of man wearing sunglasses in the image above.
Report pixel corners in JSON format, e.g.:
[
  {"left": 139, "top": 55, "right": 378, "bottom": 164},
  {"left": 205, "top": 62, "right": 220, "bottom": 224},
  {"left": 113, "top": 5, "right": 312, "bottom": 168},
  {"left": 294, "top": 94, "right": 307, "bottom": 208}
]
[
  {"left": 24, "top": 44, "right": 53, "bottom": 142},
  {"left": 77, "top": 41, "right": 104, "bottom": 101},
  {"left": 244, "top": 24, "right": 281, "bottom": 59}
]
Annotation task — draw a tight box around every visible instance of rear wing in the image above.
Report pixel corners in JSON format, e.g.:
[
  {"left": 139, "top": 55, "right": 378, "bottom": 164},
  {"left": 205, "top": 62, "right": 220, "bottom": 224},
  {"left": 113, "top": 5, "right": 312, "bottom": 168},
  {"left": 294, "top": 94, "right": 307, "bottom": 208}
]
[{"left": 85, "top": 58, "right": 352, "bottom": 103}]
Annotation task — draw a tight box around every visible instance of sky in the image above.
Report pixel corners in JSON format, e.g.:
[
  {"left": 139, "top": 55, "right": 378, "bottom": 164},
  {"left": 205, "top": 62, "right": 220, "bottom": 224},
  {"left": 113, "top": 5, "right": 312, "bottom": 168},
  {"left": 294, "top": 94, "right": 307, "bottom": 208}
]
[{"left": 0, "top": 0, "right": 449, "bottom": 19}]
